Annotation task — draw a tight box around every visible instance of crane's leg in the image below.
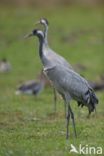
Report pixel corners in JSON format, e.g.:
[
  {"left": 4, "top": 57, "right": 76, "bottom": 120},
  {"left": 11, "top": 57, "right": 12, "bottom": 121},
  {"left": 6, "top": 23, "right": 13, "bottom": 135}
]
[
  {"left": 68, "top": 104, "right": 77, "bottom": 138},
  {"left": 64, "top": 101, "right": 67, "bottom": 117},
  {"left": 61, "top": 94, "right": 67, "bottom": 117},
  {"left": 53, "top": 87, "right": 57, "bottom": 112},
  {"left": 66, "top": 104, "right": 70, "bottom": 139}
]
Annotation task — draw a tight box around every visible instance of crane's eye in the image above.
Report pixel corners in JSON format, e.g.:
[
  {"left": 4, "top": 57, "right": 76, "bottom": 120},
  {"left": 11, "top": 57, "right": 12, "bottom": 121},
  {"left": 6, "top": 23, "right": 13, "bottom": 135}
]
[{"left": 33, "top": 29, "right": 37, "bottom": 35}]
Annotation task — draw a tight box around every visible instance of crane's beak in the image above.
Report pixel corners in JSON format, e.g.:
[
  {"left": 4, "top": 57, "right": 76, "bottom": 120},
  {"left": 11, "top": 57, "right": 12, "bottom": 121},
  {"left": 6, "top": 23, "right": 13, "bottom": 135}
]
[{"left": 24, "top": 32, "right": 33, "bottom": 39}]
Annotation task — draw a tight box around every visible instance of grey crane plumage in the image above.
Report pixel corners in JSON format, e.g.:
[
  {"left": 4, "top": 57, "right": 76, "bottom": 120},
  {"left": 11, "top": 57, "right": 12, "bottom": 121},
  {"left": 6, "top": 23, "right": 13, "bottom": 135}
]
[
  {"left": 26, "top": 29, "right": 98, "bottom": 139},
  {"left": 35, "top": 18, "right": 73, "bottom": 112}
]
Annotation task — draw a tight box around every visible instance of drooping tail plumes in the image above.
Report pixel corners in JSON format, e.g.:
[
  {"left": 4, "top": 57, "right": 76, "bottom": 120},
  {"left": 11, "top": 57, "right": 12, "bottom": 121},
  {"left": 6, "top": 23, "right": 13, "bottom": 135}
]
[
  {"left": 78, "top": 88, "right": 99, "bottom": 115},
  {"left": 88, "top": 88, "right": 99, "bottom": 114}
]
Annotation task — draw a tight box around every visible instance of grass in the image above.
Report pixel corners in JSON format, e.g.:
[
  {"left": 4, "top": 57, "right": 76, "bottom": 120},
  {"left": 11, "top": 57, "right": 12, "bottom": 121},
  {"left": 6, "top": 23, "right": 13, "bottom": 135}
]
[{"left": 0, "top": 5, "right": 104, "bottom": 156}]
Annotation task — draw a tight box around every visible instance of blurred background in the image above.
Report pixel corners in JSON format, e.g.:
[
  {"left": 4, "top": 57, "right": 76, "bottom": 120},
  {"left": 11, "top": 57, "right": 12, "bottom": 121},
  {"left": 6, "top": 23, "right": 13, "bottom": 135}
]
[
  {"left": 0, "top": 0, "right": 104, "bottom": 156},
  {"left": 0, "top": 0, "right": 104, "bottom": 7}
]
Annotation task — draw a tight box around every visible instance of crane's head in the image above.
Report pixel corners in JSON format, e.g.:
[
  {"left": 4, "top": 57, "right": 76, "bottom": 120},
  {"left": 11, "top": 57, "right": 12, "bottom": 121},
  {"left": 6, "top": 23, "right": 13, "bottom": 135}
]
[
  {"left": 35, "top": 18, "right": 49, "bottom": 26},
  {"left": 24, "top": 29, "right": 44, "bottom": 39}
]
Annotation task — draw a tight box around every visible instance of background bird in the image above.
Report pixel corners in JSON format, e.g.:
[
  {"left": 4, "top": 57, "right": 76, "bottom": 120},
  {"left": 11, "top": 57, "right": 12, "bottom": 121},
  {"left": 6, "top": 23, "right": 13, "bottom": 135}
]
[
  {"left": 0, "top": 58, "right": 12, "bottom": 73},
  {"left": 16, "top": 70, "right": 45, "bottom": 96},
  {"left": 26, "top": 29, "right": 98, "bottom": 139},
  {"left": 89, "top": 80, "right": 104, "bottom": 92}
]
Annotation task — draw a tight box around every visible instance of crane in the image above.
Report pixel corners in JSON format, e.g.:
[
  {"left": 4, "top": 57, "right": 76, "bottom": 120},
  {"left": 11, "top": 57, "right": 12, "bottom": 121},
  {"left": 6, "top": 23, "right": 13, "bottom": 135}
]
[
  {"left": 25, "top": 29, "right": 98, "bottom": 139},
  {"left": 35, "top": 18, "right": 73, "bottom": 113}
]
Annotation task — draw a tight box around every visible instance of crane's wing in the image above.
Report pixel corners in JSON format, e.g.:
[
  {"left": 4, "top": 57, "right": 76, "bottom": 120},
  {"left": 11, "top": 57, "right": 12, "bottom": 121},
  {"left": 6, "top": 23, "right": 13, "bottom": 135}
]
[
  {"left": 46, "top": 65, "right": 89, "bottom": 98},
  {"left": 46, "top": 65, "right": 98, "bottom": 112}
]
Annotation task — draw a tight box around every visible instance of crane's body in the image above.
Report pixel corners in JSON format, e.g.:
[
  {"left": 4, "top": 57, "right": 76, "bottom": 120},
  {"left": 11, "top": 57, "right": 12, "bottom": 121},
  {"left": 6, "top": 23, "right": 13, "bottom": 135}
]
[
  {"left": 26, "top": 29, "right": 98, "bottom": 139},
  {"left": 45, "top": 65, "right": 97, "bottom": 112}
]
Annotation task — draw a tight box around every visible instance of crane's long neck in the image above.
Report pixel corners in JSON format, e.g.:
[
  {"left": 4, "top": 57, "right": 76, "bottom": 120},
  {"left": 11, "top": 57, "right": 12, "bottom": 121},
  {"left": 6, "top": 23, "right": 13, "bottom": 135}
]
[
  {"left": 36, "top": 32, "right": 51, "bottom": 69},
  {"left": 38, "top": 35, "right": 45, "bottom": 59},
  {"left": 44, "top": 25, "right": 48, "bottom": 45}
]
